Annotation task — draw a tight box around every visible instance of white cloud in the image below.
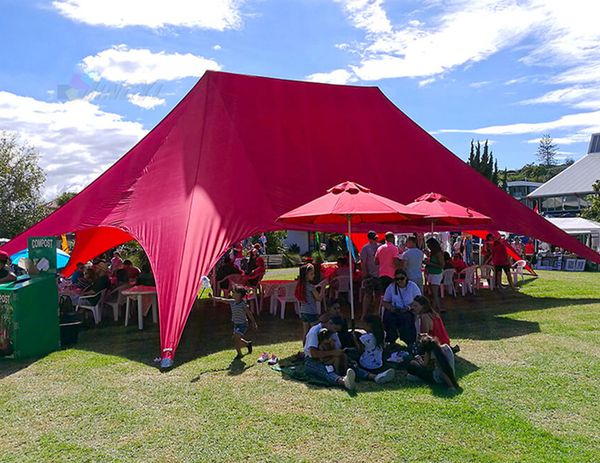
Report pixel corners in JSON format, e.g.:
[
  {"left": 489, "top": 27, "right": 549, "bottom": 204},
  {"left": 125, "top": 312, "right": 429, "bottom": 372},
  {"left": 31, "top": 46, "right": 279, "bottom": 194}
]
[
  {"left": 80, "top": 45, "right": 221, "bottom": 84},
  {"left": 334, "top": 0, "right": 392, "bottom": 34},
  {"left": 0, "top": 91, "right": 146, "bottom": 198},
  {"left": 127, "top": 93, "right": 165, "bottom": 109},
  {"left": 418, "top": 77, "right": 436, "bottom": 87},
  {"left": 334, "top": 0, "right": 600, "bottom": 84},
  {"left": 440, "top": 111, "right": 600, "bottom": 144},
  {"left": 213, "top": 44, "right": 222, "bottom": 51},
  {"left": 469, "top": 80, "right": 492, "bottom": 89},
  {"left": 305, "top": 69, "right": 356, "bottom": 85},
  {"left": 339, "top": 0, "right": 538, "bottom": 81},
  {"left": 52, "top": 0, "right": 243, "bottom": 31},
  {"left": 522, "top": 87, "right": 600, "bottom": 110}
]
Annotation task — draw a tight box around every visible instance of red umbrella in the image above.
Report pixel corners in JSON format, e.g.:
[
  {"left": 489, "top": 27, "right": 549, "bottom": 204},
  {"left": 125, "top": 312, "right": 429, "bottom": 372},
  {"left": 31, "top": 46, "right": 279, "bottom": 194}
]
[
  {"left": 277, "top": 181, "right": 427, "bottom": 323},
  {"left": 406, "top": 192, "right": 492, "bottom": 232}
]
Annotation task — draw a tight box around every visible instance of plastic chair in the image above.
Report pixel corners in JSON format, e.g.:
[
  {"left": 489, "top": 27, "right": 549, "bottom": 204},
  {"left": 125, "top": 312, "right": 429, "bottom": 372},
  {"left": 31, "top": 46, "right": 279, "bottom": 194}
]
[
  {"left": 511, "top": 260, "right": 527, "bottom": 285},
  {"left": 477, "top": 265, "right": 495, "bottom": 291},
  {"left": 214, "top": 274, "right": 243, "bottom": 302},
  {"left": 76, "top": 289, "right": 107, "bottom": 325},
  {"left": 103, "top": 284, "right": 130, "bottom": 321},
  {"left": 330, "top": 275, "right": 350, "bottom": 299},
  {"left": 456, "top": 266, "right": 477, "bottom": 296},
  {"left": 275, "top": 282, "right": 300, "bottom": 319},
  {"left": 440, "top": 269, "right": 456, "bottom": 298}
]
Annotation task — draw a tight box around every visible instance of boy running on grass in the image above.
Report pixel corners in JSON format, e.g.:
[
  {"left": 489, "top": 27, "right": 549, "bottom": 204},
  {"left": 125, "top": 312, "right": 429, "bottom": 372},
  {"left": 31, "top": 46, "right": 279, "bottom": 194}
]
[{"left": 212, "top": 287, "right": 258, "bottom": 359}]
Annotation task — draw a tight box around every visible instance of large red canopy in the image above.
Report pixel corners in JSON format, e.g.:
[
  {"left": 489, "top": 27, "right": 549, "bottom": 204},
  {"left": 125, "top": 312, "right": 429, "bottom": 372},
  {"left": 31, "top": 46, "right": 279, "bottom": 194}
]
[{"left": 2, "top": 71, "right": 599, "bottom": 362}]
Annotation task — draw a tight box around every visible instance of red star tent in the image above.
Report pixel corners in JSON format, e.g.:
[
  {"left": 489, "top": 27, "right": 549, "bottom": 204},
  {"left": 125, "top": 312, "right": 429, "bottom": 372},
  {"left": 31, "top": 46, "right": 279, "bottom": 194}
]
[{"left": 2, "top": 71, "right": 599, "bottom": 364}]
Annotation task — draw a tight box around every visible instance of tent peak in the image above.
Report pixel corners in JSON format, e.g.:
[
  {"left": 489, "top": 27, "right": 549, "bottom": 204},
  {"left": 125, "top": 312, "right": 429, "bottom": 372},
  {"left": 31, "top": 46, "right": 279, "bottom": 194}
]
[
  {"left": 414, "top": 192, "right": 447, "bottom": 202},
  {"left": 327, "top": 181, "right": 370, "bottom": 195}
]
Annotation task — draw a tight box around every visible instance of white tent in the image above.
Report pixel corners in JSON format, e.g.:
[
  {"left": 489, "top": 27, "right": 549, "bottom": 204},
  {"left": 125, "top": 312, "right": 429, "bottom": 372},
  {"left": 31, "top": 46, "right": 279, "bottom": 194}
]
[{"left": 545, "top": 217, "right": 600, "bottom": 253}]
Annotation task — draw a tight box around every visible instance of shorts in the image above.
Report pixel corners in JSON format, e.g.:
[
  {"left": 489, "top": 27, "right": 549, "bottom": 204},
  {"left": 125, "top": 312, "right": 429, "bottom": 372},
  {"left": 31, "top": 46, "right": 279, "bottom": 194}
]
[
  {"left": 233, "top": 323, "right": 248, "bottom": 335},
  {"left": 494, "top": 265, "right": 510, "bottom": 272},
  {"left": 361, "top": 276, "right": 382, "bottom": 293},
  {"left": 428, "top": 273, "right": 443, "bottom": 285},
  {"left": 300, "top": 313, "right": 319, "bottom": 324}
]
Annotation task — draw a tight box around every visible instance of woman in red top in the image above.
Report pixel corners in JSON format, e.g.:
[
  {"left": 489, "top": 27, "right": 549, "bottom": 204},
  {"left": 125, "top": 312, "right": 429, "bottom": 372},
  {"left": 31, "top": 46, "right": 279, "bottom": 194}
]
[
  {"left": 451, "top": 253, "right": 468, "bottom": 274},
  {"left": 411, "top": 295, "right": 451, "bottom": 345},
  {"left": 491, "top": 234, "right": 517, "bottom": 290}
]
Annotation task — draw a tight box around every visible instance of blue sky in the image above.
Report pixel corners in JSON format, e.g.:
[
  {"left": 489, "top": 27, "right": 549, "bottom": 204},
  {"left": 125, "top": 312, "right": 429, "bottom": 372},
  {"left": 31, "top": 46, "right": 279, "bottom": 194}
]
[{"left": 1, "top": 0, "right": 600, "bottom": 197}]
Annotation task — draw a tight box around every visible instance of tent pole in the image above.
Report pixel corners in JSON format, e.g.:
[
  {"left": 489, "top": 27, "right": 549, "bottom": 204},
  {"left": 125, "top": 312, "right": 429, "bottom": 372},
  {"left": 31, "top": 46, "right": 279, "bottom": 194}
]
[{"left": 347, "top": 215, "right": 355, "bottom": 329}]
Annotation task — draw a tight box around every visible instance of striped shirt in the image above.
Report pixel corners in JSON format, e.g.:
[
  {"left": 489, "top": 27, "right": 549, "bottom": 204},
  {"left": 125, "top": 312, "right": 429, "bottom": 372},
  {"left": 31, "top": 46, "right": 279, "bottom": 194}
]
[{"left": 230, "top": 300, "right": 248, "bottom": 325}]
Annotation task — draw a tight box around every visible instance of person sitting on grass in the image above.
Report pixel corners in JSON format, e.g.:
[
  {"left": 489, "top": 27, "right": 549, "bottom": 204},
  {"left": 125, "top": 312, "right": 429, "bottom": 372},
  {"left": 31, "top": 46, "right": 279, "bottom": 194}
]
[
  {"left": 213, "top": 287, "right": 258, "bottom": 359},
  {"left": 295, "top": 263, "right": 323, "bottom": 343},
  {"left": 406, "top": 335, "right": 459, "bottom": 392},
  {"left": 324, "top": 300, "right": 353, "bottom": 348},
  {"left": 411, "top": 295, "right": 451, "bottom": 347},
  {"left": 0, "top": 251, "right": 16, "bottom": 284},
  {"left": 304, "top": 316, "right": 395, "bottom": 391},
  {"left": 351, "top": 314, "right": 391, "bottom": 375},
  {"left": 317, "top": 328, "right": 348, "bottom": 376}
]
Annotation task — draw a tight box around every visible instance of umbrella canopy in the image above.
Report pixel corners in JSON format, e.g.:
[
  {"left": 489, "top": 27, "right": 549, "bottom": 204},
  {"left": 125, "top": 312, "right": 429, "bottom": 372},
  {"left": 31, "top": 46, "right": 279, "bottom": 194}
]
[
  {"left": 278, "top": 181, "right": 427, "bottom": 225},
  {"left": 11, "top": 248, "right": 70, "bottom": 269},
  {"left": 406, "top": 192, "right": 492, "bottom": 228},
  {"left": 278, "top": 181, "right": 427, "bottom": 325}
]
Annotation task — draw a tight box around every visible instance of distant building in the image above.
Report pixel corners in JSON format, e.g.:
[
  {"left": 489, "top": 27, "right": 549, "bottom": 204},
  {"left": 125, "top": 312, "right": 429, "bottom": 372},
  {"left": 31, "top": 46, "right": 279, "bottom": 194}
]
[
  {"left": 506, "top": 181, "right": 543, "bottom": 208},
  {"left": 528, "top": 133, "right": 600, "bottom": 217}
]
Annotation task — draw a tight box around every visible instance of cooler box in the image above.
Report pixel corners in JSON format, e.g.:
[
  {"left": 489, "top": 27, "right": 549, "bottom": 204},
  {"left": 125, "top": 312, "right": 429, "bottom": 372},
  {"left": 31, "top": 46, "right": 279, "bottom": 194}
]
[{"left": 0, "top": 275, "right": 60, "bottom": 359}]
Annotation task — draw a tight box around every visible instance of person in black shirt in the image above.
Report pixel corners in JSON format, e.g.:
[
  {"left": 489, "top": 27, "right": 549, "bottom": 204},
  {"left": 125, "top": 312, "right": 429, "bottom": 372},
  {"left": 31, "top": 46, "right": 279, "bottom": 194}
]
[{"left": 0, "top": 251, "right": 16, "bottom": 284}]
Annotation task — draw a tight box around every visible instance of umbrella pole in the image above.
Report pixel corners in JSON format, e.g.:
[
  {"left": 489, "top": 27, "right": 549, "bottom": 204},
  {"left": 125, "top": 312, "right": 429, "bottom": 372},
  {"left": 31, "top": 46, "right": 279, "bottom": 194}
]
[{"left": 347, "top": 215, "right": 355, "bottom": 330}]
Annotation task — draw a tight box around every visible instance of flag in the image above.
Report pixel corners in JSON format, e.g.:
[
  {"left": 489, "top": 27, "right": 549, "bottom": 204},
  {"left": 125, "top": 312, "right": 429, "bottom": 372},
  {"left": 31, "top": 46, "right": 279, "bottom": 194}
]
[{"left": 61, "top": 234, "right": 69, "bottom": 253}]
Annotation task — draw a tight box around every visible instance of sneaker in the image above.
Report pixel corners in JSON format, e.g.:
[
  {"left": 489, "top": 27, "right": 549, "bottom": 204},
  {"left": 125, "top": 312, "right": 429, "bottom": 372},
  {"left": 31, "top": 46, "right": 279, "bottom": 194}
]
[
  {"left": 267, "top": 354, "right": 279, "bottom": 365},
  {"left": 374, "top": 368, "right": 395, "bottom": 384},
  {"left": 342, "top": 368, "right": 356, "bottom": 391},
  {"left": 451, "top": 344, "right": 461, "bottom": 354},
  {"left": 257, "top": 352, "right": 269, "bottom": 363},
  {"left": 247, "top": 341, "right": 253, "bottom": 354}
]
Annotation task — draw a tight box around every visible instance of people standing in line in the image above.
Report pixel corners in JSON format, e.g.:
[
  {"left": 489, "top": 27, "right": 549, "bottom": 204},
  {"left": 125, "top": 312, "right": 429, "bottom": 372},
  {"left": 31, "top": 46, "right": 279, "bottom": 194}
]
[
  {"left": 398, "top": 236, "right": 424, "bottom": 293},
  {"left": 382, "top": 269, "right": 421, "bottom": 350},
  {"left": 212, "top": 287, "right": 258, "bottom": 359},
  {"left": 375, "top": 232, "right": 399, "bottom": 290},
  {"left": 424, "top": 238, "right": 445, "bottom": 313},
  {"left": 359, "top": 231, "right": 380, "bottom": 319},
  {"left": 295, "top": 263, "right": 323, "bottom": 343}
]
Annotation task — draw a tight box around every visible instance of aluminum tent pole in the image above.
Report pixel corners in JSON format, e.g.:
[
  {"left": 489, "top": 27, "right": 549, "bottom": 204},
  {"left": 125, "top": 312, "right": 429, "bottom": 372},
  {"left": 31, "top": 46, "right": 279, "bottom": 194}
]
[{"left": 347, "top": 215, "right": 355, "bottom": 329}]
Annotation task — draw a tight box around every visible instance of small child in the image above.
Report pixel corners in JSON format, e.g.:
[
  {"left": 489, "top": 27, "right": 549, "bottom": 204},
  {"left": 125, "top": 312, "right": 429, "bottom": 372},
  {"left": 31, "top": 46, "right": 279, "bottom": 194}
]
[
  {"left": 213, "top": 287, "right": 258, "bottom": 359},
  {"left": 318, "top": 328, "right": 347, "bottom": 375},
  {"left": 353, "top": 314, "right": 385, "bottom": 371}
]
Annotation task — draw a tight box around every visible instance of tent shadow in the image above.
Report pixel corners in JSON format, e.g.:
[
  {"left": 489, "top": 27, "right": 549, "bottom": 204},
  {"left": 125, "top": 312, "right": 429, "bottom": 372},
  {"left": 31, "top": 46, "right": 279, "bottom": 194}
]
[{"left": 9, "top": 287, "right": 596, "bottom": 376}]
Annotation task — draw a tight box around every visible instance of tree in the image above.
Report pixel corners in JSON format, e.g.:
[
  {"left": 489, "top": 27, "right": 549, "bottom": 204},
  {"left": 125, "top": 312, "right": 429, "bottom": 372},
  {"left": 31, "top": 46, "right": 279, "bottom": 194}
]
[
  {"left": 467, "top": 139, "right": 499, "bottom": 186},
  {"left": 536, "top": 134, "right": 558, "bottom": 167},
  {"left": 581, "top": 180, "right": 600, "bottom": 222},
  {"left": 0, "top": 133, "right": 47, "bottom": 238},
  {"left": 55, "top": 192, "right": 77, "bottom": 207},
  {"left": 501, "top": 168, "right": 508, "bottom": 191}
]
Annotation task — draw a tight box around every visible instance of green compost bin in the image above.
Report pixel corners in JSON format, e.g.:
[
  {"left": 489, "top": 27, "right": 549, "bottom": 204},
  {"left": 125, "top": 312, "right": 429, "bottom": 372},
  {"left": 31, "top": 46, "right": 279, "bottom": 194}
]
[{"left": 0, "top": 275, "right": 60, "bottom": 359}]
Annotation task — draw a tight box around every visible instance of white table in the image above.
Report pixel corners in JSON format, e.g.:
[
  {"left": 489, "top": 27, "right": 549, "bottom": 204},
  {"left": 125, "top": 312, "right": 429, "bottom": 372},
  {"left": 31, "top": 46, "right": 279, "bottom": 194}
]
[{"left": 122, "top": 286, "right": 158, "bottom": 330}]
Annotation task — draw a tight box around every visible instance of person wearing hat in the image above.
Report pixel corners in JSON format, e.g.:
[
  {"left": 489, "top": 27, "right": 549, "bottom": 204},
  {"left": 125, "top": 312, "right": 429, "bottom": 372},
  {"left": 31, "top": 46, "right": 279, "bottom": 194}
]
[
  {"left": 0, "top": 251, "right": 16, "bottom": 284},
  {"left": 359, "top": 231, "right": 381, "bottom": 319}
]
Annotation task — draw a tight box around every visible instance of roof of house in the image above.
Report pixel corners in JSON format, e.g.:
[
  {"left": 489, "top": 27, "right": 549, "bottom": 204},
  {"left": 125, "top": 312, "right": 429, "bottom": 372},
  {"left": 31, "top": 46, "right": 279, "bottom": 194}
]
[
  {"left": 528, "top": 152, "right": 600, "bottom": 198},
  {"left": 546, "top": 217, "right": 600, "bottom": 233},
  {"left": 507, "top": 181, "right": 543, "bottom": 188}
]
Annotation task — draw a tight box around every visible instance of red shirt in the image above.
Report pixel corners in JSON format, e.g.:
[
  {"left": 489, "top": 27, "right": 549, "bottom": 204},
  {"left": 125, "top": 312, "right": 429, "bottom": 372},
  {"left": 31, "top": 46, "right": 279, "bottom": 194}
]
[
  {"left": 126, "top": 266, "right": 141, "bottom": 280},
  {"left": 452, "top": 258, "right": 467, "bottom": 273},
  {"left": 491, "top": 241, "right": 509, "bottom": 266},
  {"left": 525, "top": 243, "right": 534, "bottom": 255}
]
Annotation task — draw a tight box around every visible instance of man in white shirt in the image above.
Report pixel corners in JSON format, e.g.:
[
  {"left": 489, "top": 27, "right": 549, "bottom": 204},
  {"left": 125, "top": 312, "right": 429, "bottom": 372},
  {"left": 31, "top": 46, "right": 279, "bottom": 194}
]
[
  {"left": 304, "top": 316, "right": 395, "bottom": 389},
  {"left": 399, "top": 236, "right": 424, "bottom": 293}
]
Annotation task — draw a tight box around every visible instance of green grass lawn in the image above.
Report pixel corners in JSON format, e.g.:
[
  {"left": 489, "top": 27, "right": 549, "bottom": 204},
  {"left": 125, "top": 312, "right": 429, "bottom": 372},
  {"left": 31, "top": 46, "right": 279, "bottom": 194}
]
[{"left": 1, "top": 270, "right": 599, "bottom": 462}]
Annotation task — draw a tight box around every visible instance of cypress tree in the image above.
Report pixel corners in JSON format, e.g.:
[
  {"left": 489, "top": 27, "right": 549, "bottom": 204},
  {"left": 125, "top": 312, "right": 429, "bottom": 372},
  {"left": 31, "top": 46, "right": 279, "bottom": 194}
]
[
  {"left": 474, "top": 141, "right": 481, "bottom": 172},
  {"left": 468, "top": 140, "right": 475, "bottom": 166},
  {"left": 492, "top": 159, "right": 499, "bottom": 185}
]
